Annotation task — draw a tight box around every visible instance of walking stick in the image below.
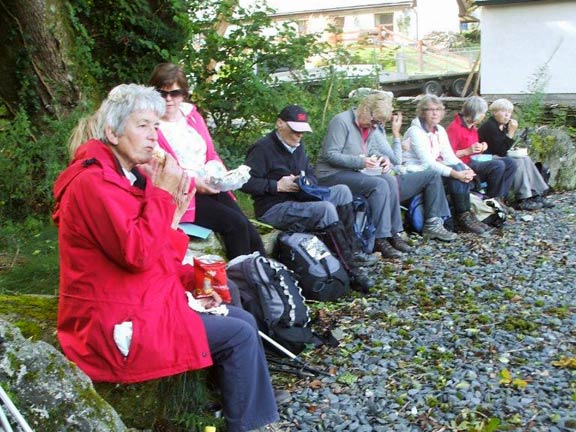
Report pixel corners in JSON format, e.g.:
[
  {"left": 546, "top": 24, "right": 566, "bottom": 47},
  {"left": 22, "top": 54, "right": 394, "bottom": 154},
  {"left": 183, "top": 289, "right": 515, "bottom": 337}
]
[
  {"left": 0, "top": 384, "right": 34, "bottom": 432},
  {"left": 258, "top": 331, "right": 332, "bottom": 377}
]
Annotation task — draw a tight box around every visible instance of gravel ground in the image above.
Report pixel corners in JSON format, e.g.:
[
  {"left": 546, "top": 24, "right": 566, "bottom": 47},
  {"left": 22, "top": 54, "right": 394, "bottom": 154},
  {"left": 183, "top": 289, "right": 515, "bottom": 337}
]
[{"left": 270, "top": 191, "right": 576, "bottom": 432}]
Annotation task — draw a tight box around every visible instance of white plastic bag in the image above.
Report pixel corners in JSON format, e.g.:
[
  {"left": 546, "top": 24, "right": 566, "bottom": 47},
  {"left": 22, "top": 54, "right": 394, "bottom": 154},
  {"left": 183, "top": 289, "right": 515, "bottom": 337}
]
[{"left": 204, "top": 161, "right": 251, "bottom": 192}]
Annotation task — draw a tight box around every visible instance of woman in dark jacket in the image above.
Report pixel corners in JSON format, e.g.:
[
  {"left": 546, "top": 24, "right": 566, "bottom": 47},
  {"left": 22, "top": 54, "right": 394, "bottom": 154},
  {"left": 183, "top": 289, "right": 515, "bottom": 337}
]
[{"left": 478, "top": 98, "right": 553, "bottom": 210}]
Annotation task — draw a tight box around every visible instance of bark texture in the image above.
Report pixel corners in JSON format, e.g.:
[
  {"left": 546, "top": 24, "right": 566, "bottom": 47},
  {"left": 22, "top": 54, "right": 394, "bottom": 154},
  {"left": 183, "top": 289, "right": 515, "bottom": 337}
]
[{"left": 0, "top": 0, "right": 81, "bottom": 119}]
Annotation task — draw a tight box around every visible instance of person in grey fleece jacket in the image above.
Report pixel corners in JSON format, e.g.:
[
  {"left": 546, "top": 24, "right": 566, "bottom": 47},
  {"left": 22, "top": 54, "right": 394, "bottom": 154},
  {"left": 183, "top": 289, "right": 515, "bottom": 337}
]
[
  {"left": 315, "top": 92, "right": 456, "bottom": 256},
  {"left": 402, "top": 94, "right": 491, "bottom": 235}
]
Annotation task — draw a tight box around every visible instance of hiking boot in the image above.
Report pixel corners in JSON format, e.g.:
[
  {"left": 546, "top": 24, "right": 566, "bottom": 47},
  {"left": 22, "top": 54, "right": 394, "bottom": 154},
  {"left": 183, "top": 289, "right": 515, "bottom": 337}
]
[
  {"left": 349, "top": 267, "right": 375, "bottom": 293},
  {"left": 374, "top": 238, "right": 403, "bottom": 259},
  {"left": 388, "top": 234, "right": 413, "bottom": 253},
  {"left": 422, "top": 218, "right": 457, "bottom": 242},
  {"left": 456, "top": 211, "right": 490, "bottom": 235},
  {"left": 352, "top": 251, "right": 379, "bottom": 267},
  {"left": 533, "top": 195, "right": 555, "bottom": 208},
  {"left": 514, "top": 197, "right": 542, "bottom": 211}
]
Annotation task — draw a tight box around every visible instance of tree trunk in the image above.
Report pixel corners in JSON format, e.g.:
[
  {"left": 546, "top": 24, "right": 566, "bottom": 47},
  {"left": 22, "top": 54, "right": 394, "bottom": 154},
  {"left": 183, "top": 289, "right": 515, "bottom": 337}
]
[{"left": 0, "top": 0, "right": 82, "bottom": 119}]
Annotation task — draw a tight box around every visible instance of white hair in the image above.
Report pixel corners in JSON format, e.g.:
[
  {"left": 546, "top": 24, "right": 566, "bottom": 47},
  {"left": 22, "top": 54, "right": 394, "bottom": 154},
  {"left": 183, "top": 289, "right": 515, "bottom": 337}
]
[{"left": 96, "top": 84, "right": 165, "bottom": 141}]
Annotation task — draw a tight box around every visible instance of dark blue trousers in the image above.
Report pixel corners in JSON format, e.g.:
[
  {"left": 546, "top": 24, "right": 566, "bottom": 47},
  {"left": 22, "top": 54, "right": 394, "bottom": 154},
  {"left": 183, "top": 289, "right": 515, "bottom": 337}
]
[
  {"left": 200, "top": 306, "right": 278, "bottom": 432},
  {"left": 442, "top": 164, "right": 472, "bottom": 214},
  {"left": 469, "top": 157, "right": 517, "bottom": 198}
]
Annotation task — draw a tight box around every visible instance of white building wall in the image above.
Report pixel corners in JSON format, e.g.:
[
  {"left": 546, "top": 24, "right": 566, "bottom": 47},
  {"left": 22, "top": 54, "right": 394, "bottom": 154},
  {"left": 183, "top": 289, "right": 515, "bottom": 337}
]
[
  {"left": 414, "top": 0, "right": 460, "bottom": 39},
  {"left": 480, "top": 1, "right": 576, "bottom": 96}
]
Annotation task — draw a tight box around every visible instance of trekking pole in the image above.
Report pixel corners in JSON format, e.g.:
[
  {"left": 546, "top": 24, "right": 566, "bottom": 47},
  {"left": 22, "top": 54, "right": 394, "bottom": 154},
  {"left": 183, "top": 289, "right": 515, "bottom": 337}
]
[
  {"left": 0, "top": 404, "right": 15, "bottom": 432},
  {"left": 258, "top": 331, "right": 332, "bottom": 377},
  {"left": 0, "top": 385, "right": 34, "bottom": 432}
]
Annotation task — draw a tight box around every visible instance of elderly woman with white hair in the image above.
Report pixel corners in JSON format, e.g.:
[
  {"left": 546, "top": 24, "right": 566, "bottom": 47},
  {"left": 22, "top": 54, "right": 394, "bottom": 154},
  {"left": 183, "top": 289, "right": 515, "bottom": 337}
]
[
  {"left": 478, "top": 98, "right": 554, "bottom": 210},
  {"left": 53, "top": 84, "right": 280, "bottom": 432},
  {"left": 447, "top": 96, "right": 517, "bottom": 209}
]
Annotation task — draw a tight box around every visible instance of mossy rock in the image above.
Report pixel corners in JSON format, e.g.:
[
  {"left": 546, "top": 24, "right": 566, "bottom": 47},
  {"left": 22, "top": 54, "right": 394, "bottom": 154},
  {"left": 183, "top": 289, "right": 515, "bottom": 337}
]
[
  {"left": 0, "top": 318, "right": 127, "bottom": 431},
  {"left": 0, "top": 295, "right": 222, "bottom": 431},
  {"left": 0, "top": 294, "right": 58, "bottom": 345},
  {"left": 95, "top": 370, "right": 224, "bottom": 431}
]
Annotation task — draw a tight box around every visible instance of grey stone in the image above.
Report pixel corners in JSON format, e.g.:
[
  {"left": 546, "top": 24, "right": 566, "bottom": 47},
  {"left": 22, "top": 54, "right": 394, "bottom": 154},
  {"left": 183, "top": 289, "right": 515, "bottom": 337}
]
[{"left": 0, "top": 319, "right": 126, "bottom": 432}]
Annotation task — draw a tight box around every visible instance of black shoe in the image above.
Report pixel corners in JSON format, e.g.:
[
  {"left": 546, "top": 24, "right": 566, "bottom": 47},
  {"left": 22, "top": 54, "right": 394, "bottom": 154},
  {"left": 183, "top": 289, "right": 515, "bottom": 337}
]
[
  {"left": 374, "top": 239, "right": 403, "bottom": 259},
  {"left": 274, "top": 389, "right": 292, "bottom": 405},
  {"left": 515, "top": 198, "right": 542, "bottom": 211},
  {"left": 534, "top": 195, "right": 555, "bottom": 208},
  {"left": 388, "top": 234, "right": 413, "bottom": 253},
  {"left": 350, "top": 268, "right": 375, "bottom": 293},
  {"left": 352, "top": 251, "right": 379, "bottom": 267}
]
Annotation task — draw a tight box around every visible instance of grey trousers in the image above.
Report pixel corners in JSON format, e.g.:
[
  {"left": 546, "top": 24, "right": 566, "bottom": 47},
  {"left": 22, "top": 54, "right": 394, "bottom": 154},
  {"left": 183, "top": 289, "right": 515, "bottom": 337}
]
[
  {"left": 318, "top": 171, "right": 403, "bottom": 238},
  {"left": 396, "top": 170, "right": 451, "bottom": 220},
  {"left": 259, "top": 184, "right": 352, "bottom": 232},
  {"left": 512, "top": 156, "right": 548, "bottom": 199}
]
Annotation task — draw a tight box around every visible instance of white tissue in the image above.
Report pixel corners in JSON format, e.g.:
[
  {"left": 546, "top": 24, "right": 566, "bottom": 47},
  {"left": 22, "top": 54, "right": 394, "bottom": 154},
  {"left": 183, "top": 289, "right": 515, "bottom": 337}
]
[{"left": 113, "top": 321, "right": 133, "bottom": 357}]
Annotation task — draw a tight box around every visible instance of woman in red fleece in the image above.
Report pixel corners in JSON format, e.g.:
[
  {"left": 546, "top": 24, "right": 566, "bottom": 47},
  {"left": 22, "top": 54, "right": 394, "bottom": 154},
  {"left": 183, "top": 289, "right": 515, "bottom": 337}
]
[
  {"left": 447, "top": 96, "right": 517, "bottom": 210},
  {"left": 53, "top": 84, "right": 278, "bottom": 432}
]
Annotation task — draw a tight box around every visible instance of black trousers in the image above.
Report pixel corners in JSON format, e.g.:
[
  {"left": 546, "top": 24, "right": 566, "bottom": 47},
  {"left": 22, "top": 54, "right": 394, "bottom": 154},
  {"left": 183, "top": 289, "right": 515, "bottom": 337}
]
[{"left": 194, "top": 192, "right": 265, "bottom": 260}]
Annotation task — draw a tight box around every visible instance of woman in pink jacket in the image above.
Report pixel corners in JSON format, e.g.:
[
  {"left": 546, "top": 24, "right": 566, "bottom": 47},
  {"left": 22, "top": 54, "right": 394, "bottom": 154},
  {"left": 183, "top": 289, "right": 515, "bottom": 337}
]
[
  {"left": 149, "top": 63, "right": 264, "bottom": 260},
  {"left": 53, "top": 84, "right": 278, "bottom": 432}
]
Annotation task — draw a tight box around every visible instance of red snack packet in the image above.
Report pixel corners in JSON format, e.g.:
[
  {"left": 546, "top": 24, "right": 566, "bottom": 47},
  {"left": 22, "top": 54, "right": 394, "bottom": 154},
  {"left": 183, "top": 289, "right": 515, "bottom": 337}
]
[{"left": 193, "top": 255, "right": 231, "bottom": 303}]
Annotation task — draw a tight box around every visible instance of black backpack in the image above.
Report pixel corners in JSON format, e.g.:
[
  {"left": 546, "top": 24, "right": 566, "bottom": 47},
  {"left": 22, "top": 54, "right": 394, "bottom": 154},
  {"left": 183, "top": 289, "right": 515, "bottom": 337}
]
[
  {"left": 275, "top": 232, "right": 350, "bottom": 302},
  {"left": 226, "top": 252, "right": 322, "bottom": 355}
]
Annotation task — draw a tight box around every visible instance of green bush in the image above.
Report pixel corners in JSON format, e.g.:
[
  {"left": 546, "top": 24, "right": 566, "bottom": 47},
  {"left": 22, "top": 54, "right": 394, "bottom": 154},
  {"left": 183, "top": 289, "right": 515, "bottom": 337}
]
[{"left": 0, "top": 108, "right": 87, "bottom": 221}]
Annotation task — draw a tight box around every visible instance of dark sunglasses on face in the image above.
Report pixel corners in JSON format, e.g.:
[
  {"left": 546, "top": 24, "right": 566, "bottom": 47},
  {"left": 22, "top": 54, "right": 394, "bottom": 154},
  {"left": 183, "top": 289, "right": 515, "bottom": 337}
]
[{"left": 157, "top": 89, "right": 186, "bottom": 99}]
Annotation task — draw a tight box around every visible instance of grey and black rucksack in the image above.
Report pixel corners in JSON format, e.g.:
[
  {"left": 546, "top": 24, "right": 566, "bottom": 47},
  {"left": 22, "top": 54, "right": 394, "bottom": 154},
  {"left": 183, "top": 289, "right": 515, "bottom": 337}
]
[
  {"left": 275, "top": 232, "right": 350, "bottom": 302},
  {"left": 226, "top": 252, "right": 323, "bottom": 355}
]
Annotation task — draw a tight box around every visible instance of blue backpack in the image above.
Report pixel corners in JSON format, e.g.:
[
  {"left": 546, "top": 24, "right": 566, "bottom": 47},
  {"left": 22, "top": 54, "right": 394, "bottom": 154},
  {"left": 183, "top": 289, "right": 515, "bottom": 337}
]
[
  {"left": 352, "top": 196, "right": 377, "bottom": 253},
  {"left": 406, "top": 193, "right": 425, "bottom": 233}
]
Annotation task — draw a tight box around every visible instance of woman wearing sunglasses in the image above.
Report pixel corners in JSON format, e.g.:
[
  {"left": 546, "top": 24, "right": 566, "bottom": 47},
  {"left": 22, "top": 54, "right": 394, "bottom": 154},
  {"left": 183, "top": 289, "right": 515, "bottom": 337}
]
[{"left": 149, "top": 63, "right": 264, "bottom": 260}]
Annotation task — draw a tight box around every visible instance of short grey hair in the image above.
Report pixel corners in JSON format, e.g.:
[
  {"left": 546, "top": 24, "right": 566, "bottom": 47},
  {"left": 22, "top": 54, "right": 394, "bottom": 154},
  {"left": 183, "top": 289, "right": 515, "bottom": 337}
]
[
  {"left": 489, "top": 98, "right": 514, "bottom": 114},
  {"left": 96, "top": 84, "right": 165, "bottom": 141},
  {"left": 415, "top": 95, "right": 444, "bottom": 116},
  {"left": 461, "top": 96, "right": 488, "bottom": 122}
]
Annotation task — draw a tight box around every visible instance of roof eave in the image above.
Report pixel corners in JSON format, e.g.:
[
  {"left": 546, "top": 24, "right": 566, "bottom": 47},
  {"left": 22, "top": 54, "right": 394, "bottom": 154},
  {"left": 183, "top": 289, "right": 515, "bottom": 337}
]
[{"left": 270, "top": 2, "right": 413, "bottom": 18}]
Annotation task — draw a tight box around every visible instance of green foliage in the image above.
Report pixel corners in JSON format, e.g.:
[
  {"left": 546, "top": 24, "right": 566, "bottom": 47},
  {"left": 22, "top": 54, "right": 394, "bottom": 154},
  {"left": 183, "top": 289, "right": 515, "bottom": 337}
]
[
  {"left": 346, "top": 43, "right": 398, "bottom": 71},
  {"left": 0, "top": 107, "right": 84, "bottom": 220},
  {"left": 518, "top": 60, "right": 550, "bottom": 127},
  {"left": 0, "top": 219, "right": 59, "bottom": 296},
  {"left": 2, "top": 1, "right": 193, "bottom": 222},
  {"left": 179, "top": 0, "right": 334, "bottom": 166},
  {"left": 69, "top": 0, "right": 191, "bottom": 90}
]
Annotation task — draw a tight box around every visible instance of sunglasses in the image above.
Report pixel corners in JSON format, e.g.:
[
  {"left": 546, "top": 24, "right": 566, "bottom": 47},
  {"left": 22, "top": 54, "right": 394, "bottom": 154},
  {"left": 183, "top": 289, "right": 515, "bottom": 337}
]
[{"left": 157, "top": 89, "right": 186, "bottom": 99}]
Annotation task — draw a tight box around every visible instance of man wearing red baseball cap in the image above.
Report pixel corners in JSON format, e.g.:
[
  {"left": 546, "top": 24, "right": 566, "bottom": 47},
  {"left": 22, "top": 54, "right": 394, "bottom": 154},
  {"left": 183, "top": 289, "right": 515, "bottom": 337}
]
[
  {"left": 241, "top": 105, "right": 376, "bottom": 294},
  {"left": 278, "top": 105, "right": 313, "bottom": 133}
]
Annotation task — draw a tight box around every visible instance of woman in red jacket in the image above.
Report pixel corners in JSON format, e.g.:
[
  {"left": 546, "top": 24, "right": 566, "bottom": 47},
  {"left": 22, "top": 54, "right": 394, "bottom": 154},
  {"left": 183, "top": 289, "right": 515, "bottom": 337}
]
[
  {"left": 53, "top": 84, "right": 278, "bottom": 432},
  {"left": 446, "top": 96, "right": 517, "bottom": 211}
]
